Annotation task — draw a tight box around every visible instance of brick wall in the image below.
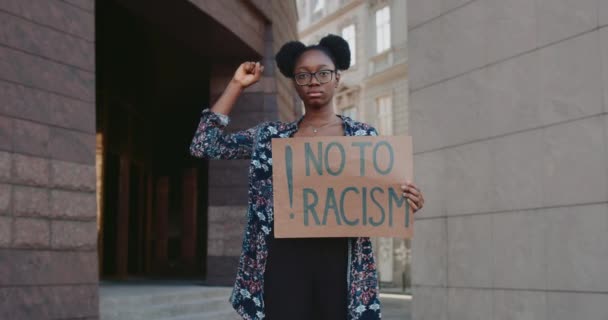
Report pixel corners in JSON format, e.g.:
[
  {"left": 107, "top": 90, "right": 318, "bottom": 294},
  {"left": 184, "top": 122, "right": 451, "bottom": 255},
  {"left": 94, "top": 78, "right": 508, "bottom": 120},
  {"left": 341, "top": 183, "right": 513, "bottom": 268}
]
[{"left": 0, "top": 0, "right": 98, "bottom": 319}]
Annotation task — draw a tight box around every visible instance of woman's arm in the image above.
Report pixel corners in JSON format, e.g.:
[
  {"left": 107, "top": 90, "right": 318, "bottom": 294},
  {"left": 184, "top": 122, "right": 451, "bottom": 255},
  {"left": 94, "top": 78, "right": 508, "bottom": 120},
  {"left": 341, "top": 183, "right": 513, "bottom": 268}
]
[
  {"left": 189, "top": 109, "right": 261, "bottom": 159},
  {"left": 189, "top": 62, "right": 264, "bottom": 160}
]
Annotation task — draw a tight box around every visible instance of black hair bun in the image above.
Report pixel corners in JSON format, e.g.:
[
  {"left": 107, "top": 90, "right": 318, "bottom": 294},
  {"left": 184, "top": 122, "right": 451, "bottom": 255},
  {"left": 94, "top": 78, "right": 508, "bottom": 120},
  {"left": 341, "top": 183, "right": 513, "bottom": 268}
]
[
  {"left": 319, "top": 34, "right": 351, "bottom": 70},
  {"left": 275, "top": 41, "right": 307, "bottom": 78}
]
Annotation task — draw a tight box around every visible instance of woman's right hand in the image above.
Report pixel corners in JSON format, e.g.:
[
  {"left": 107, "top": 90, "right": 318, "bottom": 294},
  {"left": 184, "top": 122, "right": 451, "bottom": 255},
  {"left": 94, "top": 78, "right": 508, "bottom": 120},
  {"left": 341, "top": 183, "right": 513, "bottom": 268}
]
[{"left": 233, "top": 61, "right": 264, "bottom": 89}]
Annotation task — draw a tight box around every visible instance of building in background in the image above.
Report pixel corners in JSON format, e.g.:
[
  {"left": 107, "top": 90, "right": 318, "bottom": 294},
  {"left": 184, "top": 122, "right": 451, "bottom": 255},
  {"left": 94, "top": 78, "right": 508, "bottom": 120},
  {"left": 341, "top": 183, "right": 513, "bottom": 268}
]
[
  {"left": 297, "top": 0, "right": 410, "bottom": 293},
  {"left": 0, "top": 0, "right": 298, "bottom": 318}
]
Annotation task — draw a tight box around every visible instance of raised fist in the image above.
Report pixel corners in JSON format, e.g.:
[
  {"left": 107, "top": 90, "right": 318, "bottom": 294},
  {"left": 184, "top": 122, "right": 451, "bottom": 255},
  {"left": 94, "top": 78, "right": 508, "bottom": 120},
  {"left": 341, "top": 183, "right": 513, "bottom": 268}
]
[{"left": 233, "top": 61, "right": 264, "bottom": 89}]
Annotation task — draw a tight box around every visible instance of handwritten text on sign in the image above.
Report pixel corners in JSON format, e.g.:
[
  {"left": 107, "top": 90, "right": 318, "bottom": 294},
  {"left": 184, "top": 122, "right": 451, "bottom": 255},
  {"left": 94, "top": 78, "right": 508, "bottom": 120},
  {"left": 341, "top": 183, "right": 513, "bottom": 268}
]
[{"left": 272, "top": 136, "right": 413, "bottom": 239}]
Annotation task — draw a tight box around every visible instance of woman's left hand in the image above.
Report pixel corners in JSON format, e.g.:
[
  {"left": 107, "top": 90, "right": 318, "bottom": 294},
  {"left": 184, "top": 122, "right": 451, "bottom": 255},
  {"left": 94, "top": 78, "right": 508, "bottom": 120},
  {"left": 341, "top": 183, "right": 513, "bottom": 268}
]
[{"left": 401, "top": 181, "right": 424, "bottom": 214}]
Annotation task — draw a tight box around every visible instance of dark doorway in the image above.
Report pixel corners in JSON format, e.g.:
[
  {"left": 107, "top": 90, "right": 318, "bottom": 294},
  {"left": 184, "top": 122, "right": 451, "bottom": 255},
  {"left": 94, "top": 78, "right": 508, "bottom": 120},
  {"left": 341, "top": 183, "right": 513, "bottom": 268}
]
[{"left": 96, "top": 0, "right": 212, "bottom": 279}]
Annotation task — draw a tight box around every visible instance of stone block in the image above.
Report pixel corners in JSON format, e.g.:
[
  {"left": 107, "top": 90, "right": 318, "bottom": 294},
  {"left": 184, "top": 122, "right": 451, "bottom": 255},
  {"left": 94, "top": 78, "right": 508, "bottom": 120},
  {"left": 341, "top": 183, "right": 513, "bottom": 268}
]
[
  {"left": 493, "top": 210, "right": 546, "bottom": 289},
  {"left": 63, "top": 0, "right": 95, "bottom": 12},
  {"left": 542, "top": 116, "right": 607, "bottom": 206},
  {"left": 51, "top": 220, "right": 97, "bottom": 249},
  {"left": 0, "top": 115, "right": 12, "bottom": 151},
  {"left": 0, "top": 46, "right": 95, "bottom": 101},
  {"left": 411, "top": 218, "right": 447, "bottom": 286},
  {"left": 536, "top": 0, "right": 597, "bottom": 47},
  {"left": 494, "top": 290, "right": 548, "bottom": 320},
  {"left": 207, "top": 162, "right": 249, "bottom": 187},
  {"left": 230, "top": 92, "right": 264, "bottom": 112},
  {"left": 206, "top": 255, "right": 239, "bottom": 286},
  {"left": 601, "top": 28, "right": 608, "bottom": 113},
  {"left": 441, "top": 0, "right": 487, "bottom": 80},
  {"left": 0, "top": 249, "right": 98, "bottom": 285},
  {"left": 0, "top": 284, "right": 98, "bottom": 320},
  {"left": 13, "top": 186, "right": 49, "bottom": 217},
  {"left": 490, "top": 130, "right": 543, "bottom": 211},
  {"left": 444, "top": 141, "right": 494, "bottom": 215},
  {"left": 413, "top": 150, "right": 446, "bottom": 217},
  {"left": 485, "top": 0, "right": 536, "bottom": 64},
  {"left": 447, "top": 214, "right": 493, "bottom": 287},
  {"left": 0, "top": 81, "right": 50, "bottom": 124},
  {"left": 539, "top": 31, "right": 602, "bottom": 125},
  {"left": 207, "top": 239, "right": 223, "bottom": 256},
  {"left": 410, "top": 81, "right": 446, "bottom": 152},
  {"left": 0, "top": 216, "right": 11, "bottom": 246},
  {"left": 0, "top": 81, "right": 93, "bottom": 132},
  {"left": 0, "top": 151, "right": 10, "bottom": 181},
  {"left": 0, "top": 184, "right": 10, "bottom": 214},
  {"left": 0, "top": 11, "right": 94, "bottom": 70},
  {"left": 409, "top": 19, "right": 443, "bottom": 91},
  {"left": 12, "top": 153, "right": 49, "bottom": 186},
  {"left": 412, "top": 286, "right": 447, "bottom": 320},
  {"left": 545, "top": 203, "right": 608, "bottom": 292},
  {"left": 50, "top": 160, "right": 95, "bottom": 191},
  {"left": 601, "top": 0, "right": 608, "bottom": 27},
  {"left": 447, "top": 288, "right": 492, "bottom": 320},
  {"left": 547, "top": 292, "right": 608, "bottom": 320},
  {"left": 13, "top": 217, "right": 49, "bottom": 248},
  {"left": 208, "top": 186, "right": 249, "bottom": 206},
  {"left": 49, "top": 128, "right": 95, "bottom": 164},
  {"left": 49, "top": 100, "right": 95, "bottom": 133},
  {"left": 0, "top": 0, "right": 94, "bottom": 41},
  {"left": 441, "top": 0, "right": 474, "bottom": 14},
  {"left": 408, "top": 0, "right": 441, "bottom": 28},
  {"left": 482, "top": 51, "right": 541, "bottom": 137},
  {"left": 436, "top": 71, "right": 486, "bottom": 147},
  {"left": 50, "top": 190, "right": 95, "bottom": 219},
  {"left": 12, "top": 119, "right": 49, "bottom": 158}
]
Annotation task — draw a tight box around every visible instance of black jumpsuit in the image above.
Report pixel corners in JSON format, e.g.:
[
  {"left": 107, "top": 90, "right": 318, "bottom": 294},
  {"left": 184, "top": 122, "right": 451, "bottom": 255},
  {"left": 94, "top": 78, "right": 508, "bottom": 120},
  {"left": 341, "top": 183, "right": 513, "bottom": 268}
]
[{"left": 263, "top": 235, "right": 349, "bottom": 320}]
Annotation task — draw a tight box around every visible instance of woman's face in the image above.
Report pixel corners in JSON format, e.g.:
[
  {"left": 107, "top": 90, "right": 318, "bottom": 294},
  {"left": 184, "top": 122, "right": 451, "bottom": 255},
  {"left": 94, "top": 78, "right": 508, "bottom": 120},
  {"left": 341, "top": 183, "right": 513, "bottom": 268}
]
[{"left": 293, "top": 49, "right": 340, "bottom": 109}]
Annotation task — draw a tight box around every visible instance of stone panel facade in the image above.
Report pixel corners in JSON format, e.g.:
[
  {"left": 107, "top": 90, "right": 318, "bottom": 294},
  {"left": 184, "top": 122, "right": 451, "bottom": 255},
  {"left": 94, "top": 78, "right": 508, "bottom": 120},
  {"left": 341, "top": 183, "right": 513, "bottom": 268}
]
[
  {"left": 409, "top": 1, "right": 608, "bottom": 319},
  {"left": 0, "top": 0, "right": 98, "bottom": 319}
]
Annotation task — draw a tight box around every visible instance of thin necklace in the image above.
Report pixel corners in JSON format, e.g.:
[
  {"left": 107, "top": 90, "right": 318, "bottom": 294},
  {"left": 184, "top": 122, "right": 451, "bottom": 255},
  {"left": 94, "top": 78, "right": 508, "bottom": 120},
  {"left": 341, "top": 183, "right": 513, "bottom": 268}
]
[{"left": 303, "top": 117, "right": 339, "bottom": 134}]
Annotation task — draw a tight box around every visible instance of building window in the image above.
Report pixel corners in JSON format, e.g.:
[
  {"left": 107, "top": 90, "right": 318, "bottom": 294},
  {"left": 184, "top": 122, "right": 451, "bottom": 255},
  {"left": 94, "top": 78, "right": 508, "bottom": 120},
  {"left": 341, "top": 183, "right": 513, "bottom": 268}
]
[
  {"left": 342, "top": 106, "right": 357, "bottom": 120},
  {"left": 377, "top": 95, "right": 392, "bottom": 135},
  {"left": 341, "top": 24, "right": 356, "bottom": 66},
  {"left": 375, "top": 6, "right": 391, "bottom": 53}
]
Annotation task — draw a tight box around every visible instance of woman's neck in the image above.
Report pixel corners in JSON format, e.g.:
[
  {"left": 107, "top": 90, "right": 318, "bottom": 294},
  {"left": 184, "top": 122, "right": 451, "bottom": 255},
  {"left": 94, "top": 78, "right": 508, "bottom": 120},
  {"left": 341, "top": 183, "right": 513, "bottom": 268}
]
[{"left": 302, "top": 105, "right": 336, "bottom": 124}]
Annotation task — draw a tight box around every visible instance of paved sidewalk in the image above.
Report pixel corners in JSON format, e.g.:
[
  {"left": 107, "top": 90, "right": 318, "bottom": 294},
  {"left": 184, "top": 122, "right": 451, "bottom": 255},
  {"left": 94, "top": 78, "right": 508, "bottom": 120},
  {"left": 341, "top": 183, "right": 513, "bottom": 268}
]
[
  {"left": 380, "top": 293, "right": 412, "bottom": 320},
  {"left": 99, "top": 281, "right": 411, "bottom": 319}
]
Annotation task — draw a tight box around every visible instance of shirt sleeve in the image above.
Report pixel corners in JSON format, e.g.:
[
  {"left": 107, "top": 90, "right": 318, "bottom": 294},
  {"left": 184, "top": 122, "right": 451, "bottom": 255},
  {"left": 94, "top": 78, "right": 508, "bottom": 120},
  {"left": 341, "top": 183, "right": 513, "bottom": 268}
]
[
  {"left": 369, "top": 127, "right": 379, "bottom": 136},
  {"left": 189, "top": 108, "right": 260, "bottom": 160}
]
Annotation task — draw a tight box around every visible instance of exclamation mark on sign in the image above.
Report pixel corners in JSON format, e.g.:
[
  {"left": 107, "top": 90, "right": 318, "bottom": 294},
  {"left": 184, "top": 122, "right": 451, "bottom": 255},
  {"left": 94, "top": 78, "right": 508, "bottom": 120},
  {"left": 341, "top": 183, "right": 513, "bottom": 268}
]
[
  {"left": 286, "top": 145, "right": 294, "bottom": 219},
  {"left": 405, "top": 197, "right": 410, "bottom": 228}
]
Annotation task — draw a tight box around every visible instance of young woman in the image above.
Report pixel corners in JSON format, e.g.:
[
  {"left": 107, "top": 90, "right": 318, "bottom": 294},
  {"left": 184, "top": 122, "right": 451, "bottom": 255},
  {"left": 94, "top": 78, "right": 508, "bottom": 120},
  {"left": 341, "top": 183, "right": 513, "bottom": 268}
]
[{"left": 190, "top": 34, "right": 424, "bottom": 320}]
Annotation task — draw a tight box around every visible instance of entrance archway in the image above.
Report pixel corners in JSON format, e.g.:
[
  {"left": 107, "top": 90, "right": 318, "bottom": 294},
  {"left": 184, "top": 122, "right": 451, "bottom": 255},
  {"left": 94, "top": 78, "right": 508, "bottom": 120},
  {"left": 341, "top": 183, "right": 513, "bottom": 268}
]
[{"left": 96, "top": 0, "right": 259, "bottom": 280}]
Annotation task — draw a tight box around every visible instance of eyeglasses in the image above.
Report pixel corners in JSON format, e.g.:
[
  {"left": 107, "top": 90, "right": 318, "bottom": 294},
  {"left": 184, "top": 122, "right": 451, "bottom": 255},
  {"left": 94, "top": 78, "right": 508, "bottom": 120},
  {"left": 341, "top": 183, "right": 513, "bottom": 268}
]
[{"left": 294, "top": 69, "right": 336, "bottom": 86}]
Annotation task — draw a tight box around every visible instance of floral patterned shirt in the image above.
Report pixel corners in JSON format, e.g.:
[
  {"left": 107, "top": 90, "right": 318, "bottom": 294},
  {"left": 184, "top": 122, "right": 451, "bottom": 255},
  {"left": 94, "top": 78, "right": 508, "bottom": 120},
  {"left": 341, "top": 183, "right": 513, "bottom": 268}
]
[{"left": 190, "top": 109, "right": 382, "bottom": 320}]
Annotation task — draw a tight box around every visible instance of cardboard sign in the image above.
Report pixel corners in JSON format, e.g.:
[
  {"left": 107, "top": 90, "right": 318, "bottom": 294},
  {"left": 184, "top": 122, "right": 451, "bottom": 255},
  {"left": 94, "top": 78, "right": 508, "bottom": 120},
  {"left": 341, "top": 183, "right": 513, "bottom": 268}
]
[{"left": 272, "top": 136, "right": 413, "bottom": 239}]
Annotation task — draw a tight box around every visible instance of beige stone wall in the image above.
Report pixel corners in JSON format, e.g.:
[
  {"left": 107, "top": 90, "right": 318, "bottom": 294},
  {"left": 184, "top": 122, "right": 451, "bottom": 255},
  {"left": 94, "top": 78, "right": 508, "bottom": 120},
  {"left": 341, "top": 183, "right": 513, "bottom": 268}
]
[{"left": 409, "top": 1, "right": 608, "bottom": 319}]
